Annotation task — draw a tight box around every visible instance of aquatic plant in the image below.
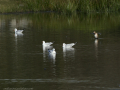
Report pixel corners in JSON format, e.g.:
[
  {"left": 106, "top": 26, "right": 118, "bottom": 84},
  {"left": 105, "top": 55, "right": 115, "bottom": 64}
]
[
  {"left": 22, "top": 0, "right": 120, "bottom": 13},
  {"left": 0, "top": 0, "right": 120, "bottom": 13},
  {"left": 77, "top": 0, "right": 120, "bottom": 12}
]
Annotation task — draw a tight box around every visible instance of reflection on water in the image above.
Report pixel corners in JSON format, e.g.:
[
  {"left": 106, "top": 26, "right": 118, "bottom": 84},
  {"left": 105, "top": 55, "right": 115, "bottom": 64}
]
[
  {"left": 10, "top": 18, "right": 30, "bottom": 29},
  {"left": 0, "top": 13, "right": 120, "bottom": 90},
  {"left": 63, "top": 47, "right": 75, "bottom": 61},
  {"left": 0, "top": 78, "right": 98, "bottom": 83},
  {"left": 14, "top": 33, "right": 24, "bottom": 46},
  {"left": 14, "top": 31, "right": 24, "bottom": 63},
  {"left": 94, "top": 39, "right": 98, "bottom": 58},
  {"left": 94, "top": 39, "right": 98, "bottom": 47},
  {"left": 15, "top": 33, "right": 23, "bottom": 37},
  {"left": 42, "top": 45, "right": 53, "bottom": 62},
  {"left": 48, "top": 53, "right": 56, "bottom": 64}
]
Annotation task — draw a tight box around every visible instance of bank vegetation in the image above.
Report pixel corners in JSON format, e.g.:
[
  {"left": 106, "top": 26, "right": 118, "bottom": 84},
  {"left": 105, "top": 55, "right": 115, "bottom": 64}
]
[{"left": 0, "top": 0, "right": 120, "bottom": 13}]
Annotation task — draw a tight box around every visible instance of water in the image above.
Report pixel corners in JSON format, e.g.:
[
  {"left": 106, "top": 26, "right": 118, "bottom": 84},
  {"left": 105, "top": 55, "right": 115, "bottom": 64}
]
[{"left": 0, "top": 13, "right": 120, "bottom": 90}]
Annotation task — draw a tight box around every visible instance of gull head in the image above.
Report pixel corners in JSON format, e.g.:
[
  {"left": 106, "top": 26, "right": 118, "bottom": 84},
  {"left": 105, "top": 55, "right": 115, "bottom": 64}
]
[
  {"left": 42, "top": 41, "right": 45, "bottom": 45},
  {"left": 63, "top": 43, "right": 66, "bottom": 47},
  {"left": 14, "top": 28, "right": 17, "bottom": 32}
]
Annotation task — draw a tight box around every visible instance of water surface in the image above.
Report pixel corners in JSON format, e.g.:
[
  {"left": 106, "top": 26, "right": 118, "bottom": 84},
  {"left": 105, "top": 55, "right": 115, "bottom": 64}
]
[{"left": 0, "top": 13, "right": 120, "bottom": 90}]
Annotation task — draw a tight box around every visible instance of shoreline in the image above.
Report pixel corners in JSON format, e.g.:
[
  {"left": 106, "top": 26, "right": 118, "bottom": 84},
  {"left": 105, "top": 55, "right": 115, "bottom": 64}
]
[
  {"left": 0, "top": 11, "right": 119, "bottom": 15},
  {"left": 0, "top": 11, "right": 55, "bottom": 15}
]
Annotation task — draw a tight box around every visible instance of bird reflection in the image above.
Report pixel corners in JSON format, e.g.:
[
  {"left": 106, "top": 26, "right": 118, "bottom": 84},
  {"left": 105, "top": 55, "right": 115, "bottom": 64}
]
[
  {"left": 14, "top": 33, "right": 23, "bottom": 47},
  {"left": 15, "top": 33, "right": 23, "bottom": 37},
  {"left": 48, "top": 53, "right": 56, "bottom": 64},
  {"left": 42, "top": 45, "right": 53, "bottom": 62},
  {"left": 63, "top": 47, "right": 75, "bottom": 60},
  {"left": 95, "top": 39, "right": 98, "bottom": 47},
  {"left": 94, "top": 39, "right": 98, "bottom": 58},
  {"left": 14, "top": 32, "right": 24, "bottom": 62}
]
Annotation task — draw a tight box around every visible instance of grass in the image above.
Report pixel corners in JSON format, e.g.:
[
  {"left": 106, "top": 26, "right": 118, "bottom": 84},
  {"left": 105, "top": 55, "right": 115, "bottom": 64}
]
[
  {"left": 22, "top": 0, "right": 120, "bottom": 13},
  {"left": 0, "top": 0, "right": 23, "bottom": 13},
  {"left": 0, "top": 0, "right": 120, "bottom": 13}
]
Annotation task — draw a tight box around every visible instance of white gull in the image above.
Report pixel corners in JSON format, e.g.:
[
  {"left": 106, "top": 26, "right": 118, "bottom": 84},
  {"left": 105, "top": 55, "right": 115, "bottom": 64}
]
[
  {"left": 14, "top": 28, "right": 24, "bottom": 34},
  {"left": 48, "top": 48, "right": 56, "bottom": 54},
  {"left": 42, "top": 41, "right": 54, "bottom": 46},
  {"left": 63, "top": 42, "right": 77, "bottom": 48}
]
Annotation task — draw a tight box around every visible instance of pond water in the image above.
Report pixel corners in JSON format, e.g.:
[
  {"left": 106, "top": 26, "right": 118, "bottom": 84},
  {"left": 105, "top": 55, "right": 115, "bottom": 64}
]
[{"left": 0, "top": 12, "right": 120, "bottom": 90}]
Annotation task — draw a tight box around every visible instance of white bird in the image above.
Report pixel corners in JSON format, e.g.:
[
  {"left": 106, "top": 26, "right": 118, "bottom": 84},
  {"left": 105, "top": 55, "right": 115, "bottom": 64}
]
[
  {"left": 14, "top": 28, "right": 24, "bottom": 34},
  {"left": 42, "top": 41, "right": 54, "bottom": 46},
  {"left": 63, "top": 42, "right": 77, "bottom": 48},
  {"left": 48, "top": 48, "right": 56, "bottom": 54},
  {"left": 43, "top": 45, "right": 53, "bottom": 52}
]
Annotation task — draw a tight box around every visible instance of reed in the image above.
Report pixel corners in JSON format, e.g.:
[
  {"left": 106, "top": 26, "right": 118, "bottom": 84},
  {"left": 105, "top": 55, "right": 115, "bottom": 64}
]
[
  {"left": 77, "top": 0, "right": 120, "bottom": 12},
  {"left": 0, "top": 0, "right": 120, "bottom": 13},
  {"left": 22, "top": 0, "right": 120, "bottom": 13}
]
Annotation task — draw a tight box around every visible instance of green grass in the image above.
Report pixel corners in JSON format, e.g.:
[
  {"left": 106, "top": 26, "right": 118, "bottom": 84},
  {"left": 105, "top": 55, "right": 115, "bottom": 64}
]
[
  {"left": 0, "top": 0, "right": 120, "bottom": 13},
  {"left": 0, "top": 0, "right": 24, "bottom": 13},
  {"left": 22, "top": 0, "right": 120, "bottom": 13}
]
